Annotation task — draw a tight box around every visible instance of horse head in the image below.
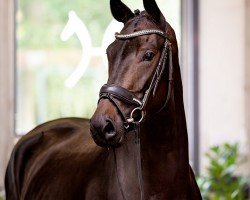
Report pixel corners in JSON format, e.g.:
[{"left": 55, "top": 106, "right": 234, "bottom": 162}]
[{"left": 90, "top": 0, "right": 178, "bottom": 148}]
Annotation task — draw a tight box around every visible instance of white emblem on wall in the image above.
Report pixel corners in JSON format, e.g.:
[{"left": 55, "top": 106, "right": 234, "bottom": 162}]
[{"left": 61, "top": 11, "right": 123, "bottom": 88}]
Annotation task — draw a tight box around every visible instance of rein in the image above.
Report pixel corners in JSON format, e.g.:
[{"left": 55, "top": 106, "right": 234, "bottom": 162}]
[{"left": 99, "top": 29, "right": 174, "bottom": 200}]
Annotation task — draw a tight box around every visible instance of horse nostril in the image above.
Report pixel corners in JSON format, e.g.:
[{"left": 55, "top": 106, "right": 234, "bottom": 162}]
[
  {"left": 103, "top": 120, "right": 116, "bottom": 140},
  {"left": 103, "top": 120, "right": 114, "bottom": 132}
]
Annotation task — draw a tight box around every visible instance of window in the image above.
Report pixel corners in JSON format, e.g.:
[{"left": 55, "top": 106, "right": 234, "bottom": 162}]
[{"left": 16, "top": 0, "right": 181, "bottom": 135}]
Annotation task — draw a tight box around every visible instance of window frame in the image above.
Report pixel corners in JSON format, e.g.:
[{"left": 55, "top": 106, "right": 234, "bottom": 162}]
[
  {"left": 0, "top": 0, "right": 16, "bottom": 190},
  {"left": 181, "top": 0, "right": 200, "bottom": 174}
]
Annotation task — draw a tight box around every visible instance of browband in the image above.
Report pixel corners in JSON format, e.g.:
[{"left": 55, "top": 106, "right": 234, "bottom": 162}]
[{"left": 115, "top": 29, "right": 166, "bottom": 39}]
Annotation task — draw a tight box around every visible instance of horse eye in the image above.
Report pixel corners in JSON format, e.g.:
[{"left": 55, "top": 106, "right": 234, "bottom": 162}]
[{"left": 143, "top": 51, "right": 155, "bottom": 61}]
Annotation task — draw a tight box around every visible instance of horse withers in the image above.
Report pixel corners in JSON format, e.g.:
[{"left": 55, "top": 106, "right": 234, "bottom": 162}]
[{"left": 5, "top": 0, "right": 202, "bottom": 199}]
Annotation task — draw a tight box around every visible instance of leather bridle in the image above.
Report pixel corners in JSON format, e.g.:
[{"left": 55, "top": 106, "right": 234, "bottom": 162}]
[
  {"left": 98, "top": 29, "right": 173, "bottom": 200},
  {"left": 99, "top": 29, "right": 173, "bottom": 129}
]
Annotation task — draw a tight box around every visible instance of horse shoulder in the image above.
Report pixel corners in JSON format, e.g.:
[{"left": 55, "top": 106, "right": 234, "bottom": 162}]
[{"left": 5, "top": 117, "right": 104, "bottom": 200}]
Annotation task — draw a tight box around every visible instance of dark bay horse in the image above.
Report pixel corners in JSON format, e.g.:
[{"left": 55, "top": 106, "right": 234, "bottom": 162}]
[{"left": 5, "top": 0, "right": 202, "bottom": 199}]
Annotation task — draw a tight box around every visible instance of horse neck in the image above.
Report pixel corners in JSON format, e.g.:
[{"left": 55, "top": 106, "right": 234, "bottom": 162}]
[
  {"left": 110, "top": 133, "right": 143, "bottom": 198},
  {"left": 113, "top": 95, "right": 191, "bottom": 198},
  {"left": 115, "top": 97, "right": 189, "bottom": 199},
  {"left": 112, "top": 59, "right": 191, "bottom": 198},
  {"left": 139, "top": 60, "right": 191, "bottom": 196},
  {"left": 141, "top": 104, "right": 189, "bottom": 178}
]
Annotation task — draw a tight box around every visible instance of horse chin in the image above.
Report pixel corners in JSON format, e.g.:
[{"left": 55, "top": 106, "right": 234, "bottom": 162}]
[
  {"left": 90, "top": 129, "right": 125, "bottom": 148},
  {"left": 92, "top": 136, "right": 124, "bottom": 148}
]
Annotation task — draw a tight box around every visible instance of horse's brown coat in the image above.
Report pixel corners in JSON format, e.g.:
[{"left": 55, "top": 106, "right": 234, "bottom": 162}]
[{"left": 5, "top": 0, "right": 202, "bottom": 199}]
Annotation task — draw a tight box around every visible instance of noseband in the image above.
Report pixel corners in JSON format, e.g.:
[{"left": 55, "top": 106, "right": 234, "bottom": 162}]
[{"left": 99, "top": 29, "right": 174, "bottom": 128}]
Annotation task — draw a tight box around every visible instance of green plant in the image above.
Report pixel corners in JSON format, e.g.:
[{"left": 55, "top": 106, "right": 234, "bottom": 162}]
[{"left": 197, "top": 143, "right": 249, "bottom": 200}]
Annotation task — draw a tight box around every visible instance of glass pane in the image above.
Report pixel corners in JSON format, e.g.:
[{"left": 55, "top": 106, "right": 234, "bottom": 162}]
[{"left": 16, "top": 0, "right": 181, "bottom": 135}]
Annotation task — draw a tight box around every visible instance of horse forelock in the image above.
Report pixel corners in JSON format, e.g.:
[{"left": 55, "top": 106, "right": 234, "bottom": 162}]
[{"left": 121, "top": 11, "right": 165, "bottom": 33}]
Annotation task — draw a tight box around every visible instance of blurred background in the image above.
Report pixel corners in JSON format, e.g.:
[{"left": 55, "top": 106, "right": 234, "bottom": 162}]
[{"left": 0, "top": 0, "right": 249, "bottom": 199}]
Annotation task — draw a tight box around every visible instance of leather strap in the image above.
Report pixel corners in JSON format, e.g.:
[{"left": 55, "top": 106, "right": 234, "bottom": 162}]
[
  {"left": 135, "top": 122, "right": 144, "bottom": 200},
  {"left": 99, "top": 84, "right": 142, "bottom": 106}
]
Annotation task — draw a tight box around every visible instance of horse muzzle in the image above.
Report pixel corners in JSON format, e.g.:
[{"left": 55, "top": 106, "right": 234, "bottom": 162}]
[{"left": 90, "top": 100, "right": 125, "bottom": 148}]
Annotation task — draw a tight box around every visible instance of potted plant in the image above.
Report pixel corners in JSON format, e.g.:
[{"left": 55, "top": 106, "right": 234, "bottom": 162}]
[{"left": 197, "top": 143, "right": 249, "bottom": 199}]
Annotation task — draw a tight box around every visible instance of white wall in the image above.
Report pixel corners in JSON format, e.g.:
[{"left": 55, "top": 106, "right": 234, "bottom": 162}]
[
  {"left": 199, "top": 0, "right": 248, "bottom": 172},
  {"left": 0, "top": 0, "right": 15, "bottom": 191}
]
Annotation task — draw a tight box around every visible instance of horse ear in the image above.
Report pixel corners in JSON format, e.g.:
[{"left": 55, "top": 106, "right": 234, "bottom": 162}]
[
  {"left": 143, "top": 0, "right": 165, "bottom": 25},
  {"left": 110, "top": 0, "right": 134, "bottom": 23}
]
